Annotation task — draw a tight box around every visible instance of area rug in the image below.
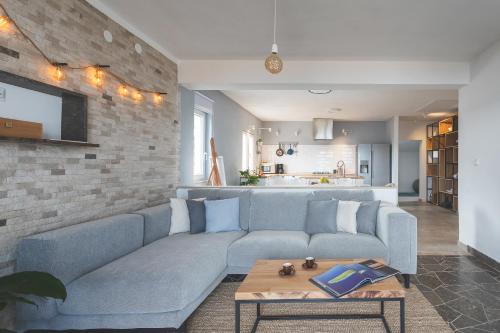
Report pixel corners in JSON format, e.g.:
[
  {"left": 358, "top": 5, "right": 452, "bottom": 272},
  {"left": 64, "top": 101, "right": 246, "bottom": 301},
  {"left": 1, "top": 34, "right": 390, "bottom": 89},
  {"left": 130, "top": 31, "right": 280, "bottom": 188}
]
[{"left": 187, "top": 282, "right": 453, "bottom": 332}]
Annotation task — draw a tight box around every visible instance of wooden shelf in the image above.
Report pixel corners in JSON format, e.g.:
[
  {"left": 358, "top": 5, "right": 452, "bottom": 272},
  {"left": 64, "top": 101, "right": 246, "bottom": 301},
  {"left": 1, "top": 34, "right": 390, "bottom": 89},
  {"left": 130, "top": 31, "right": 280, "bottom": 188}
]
[
  {"left": 439, "top": 117, "right": 454, "bottom": 135},
  {"left": 0, "top": 136, "right": 99, "bottom": 147},
  {"left": 427, "top": 115, "right": 458, "bottom": 213}
]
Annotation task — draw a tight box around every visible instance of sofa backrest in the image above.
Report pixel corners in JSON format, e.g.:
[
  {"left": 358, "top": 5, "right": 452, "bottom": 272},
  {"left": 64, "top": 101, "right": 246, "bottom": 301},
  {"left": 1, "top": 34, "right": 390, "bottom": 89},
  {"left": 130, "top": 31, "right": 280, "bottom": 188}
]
[
  {"left": 134, "top": 204, "right": 171, "bottom": 245},
  {"left": 312, "top": 189, "right": 374, "bottom": 201},
  {"left": 16, "top": 214, "right": 144, "bottom": 285},
  {"left": 249, "top": 190, "right": 314, "bottom": 231},
  {"left": 186, "top": 188, "right": 251, "bottom": 230}
]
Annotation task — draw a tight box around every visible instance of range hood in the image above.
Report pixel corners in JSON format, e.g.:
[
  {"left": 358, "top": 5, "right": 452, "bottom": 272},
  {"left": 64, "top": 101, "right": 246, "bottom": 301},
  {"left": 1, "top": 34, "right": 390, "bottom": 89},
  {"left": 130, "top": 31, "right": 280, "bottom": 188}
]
[{"left": 313, "top": 118, "right": 334, "bottom": 140}]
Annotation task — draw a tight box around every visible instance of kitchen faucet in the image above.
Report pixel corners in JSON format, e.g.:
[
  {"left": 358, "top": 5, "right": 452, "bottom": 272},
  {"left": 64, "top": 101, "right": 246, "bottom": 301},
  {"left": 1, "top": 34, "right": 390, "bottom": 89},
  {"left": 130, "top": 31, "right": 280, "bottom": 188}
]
[{"left": 337, "top": 160, "right": 346, "bottom": 177}]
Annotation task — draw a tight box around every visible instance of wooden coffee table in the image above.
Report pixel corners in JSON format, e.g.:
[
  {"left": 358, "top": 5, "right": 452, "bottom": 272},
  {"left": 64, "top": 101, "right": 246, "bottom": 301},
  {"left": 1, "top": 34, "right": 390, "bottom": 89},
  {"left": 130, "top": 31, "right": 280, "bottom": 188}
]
[{"left": 235, "top": 259, "right": 405, "bottom": 333}]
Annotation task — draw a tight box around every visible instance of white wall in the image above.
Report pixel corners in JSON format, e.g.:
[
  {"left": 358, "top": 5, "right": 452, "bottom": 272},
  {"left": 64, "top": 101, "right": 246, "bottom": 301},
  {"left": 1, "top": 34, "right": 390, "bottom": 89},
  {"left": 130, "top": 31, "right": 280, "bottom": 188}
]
[
  {"left": 386, "top": 116, "right": 399, "bottom": 185},
  {"left": 0, "top": 82, "right": 62, "bottom": 139},
  {"left": 398, "top": 143, "right": 420, "bottom": 193},
  {"left": 399, "top": 119, "right": 435, "bottom": 200},
  {"left": 180, "top": 86, "right": 195, "bottom": 185},
  {"left": 459, "top": 39, "right": 500, "bottom": 262}
]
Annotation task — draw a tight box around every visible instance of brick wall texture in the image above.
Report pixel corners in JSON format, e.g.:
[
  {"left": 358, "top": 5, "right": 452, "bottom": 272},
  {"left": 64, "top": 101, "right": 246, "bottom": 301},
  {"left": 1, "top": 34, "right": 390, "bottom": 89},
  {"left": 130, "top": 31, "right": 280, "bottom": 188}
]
[{"left": 0, "top": 0, "right": 179, "bottom": 272}]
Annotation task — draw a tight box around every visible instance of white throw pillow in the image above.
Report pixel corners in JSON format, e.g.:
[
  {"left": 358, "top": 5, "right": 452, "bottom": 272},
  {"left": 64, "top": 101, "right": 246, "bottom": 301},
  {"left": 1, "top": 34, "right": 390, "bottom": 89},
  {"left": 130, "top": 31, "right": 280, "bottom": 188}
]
[
  {"left": 169, "top": 198, "right": 190, "bottom": 235},
  {"left": 336, "top": 200, "right": 361, "bottom": 234}
]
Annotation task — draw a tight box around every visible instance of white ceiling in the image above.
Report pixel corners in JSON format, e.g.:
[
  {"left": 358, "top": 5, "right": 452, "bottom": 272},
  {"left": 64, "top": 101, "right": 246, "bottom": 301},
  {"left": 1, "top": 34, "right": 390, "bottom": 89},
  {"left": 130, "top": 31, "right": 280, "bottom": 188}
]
[
  {"left": 222, "top": 89, "right": 458, "bottom": 121},
  {"left": 90, "top": 0, "right": 500, "bottom": 62}
]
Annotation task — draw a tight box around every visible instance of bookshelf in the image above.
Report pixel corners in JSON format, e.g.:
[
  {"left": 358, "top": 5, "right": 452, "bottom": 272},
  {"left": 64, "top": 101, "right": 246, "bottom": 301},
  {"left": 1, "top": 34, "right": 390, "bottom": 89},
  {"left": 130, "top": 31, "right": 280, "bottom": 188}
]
[{"left": 426, "top": 116, "right": 458, "bottom": 212}]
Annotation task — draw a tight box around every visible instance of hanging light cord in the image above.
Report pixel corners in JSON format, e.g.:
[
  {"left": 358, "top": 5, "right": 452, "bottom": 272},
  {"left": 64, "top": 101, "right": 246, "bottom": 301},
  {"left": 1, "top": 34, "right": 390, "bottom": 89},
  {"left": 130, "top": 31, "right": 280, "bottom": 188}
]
[
  {"left": 0, "top": 2, "right": 167, "bottom": 96},
  {"left": 273, "top": 0, "right": 277, "bottom": 45}
]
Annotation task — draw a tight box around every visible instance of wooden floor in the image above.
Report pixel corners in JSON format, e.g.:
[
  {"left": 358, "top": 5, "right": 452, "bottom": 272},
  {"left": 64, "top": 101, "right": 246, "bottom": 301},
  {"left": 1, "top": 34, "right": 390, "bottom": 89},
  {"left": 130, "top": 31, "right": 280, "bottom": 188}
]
[{"left": 399, "top": 201, "right": 466, "bottom": 255}]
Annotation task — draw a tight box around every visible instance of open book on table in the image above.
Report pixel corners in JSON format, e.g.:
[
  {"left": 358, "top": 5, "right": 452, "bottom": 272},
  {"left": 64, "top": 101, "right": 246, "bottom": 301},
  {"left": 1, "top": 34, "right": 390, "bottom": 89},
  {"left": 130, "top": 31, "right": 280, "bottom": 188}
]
[{"left": 310, "top": 259, "right": 400, "bottom": 297}]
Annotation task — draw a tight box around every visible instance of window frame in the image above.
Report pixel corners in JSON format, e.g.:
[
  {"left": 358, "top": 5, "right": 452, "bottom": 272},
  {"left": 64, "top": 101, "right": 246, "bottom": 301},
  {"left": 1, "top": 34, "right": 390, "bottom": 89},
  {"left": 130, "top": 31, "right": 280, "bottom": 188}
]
[
  {"left": 241, "top": 130, "right": 255, "bottom": 172},
  {"left": 193, "top": 92, "right": 213, "bottom": 182}
]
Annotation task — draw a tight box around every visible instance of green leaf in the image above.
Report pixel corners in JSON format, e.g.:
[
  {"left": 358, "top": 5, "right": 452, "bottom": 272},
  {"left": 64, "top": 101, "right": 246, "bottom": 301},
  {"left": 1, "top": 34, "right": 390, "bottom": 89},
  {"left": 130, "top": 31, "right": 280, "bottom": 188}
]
[
  {"left": 0, "top": 292, "right": 37, "bottom": 308},
  {"left": 0, "top": 271, "right": 66, "bottom": 302}
]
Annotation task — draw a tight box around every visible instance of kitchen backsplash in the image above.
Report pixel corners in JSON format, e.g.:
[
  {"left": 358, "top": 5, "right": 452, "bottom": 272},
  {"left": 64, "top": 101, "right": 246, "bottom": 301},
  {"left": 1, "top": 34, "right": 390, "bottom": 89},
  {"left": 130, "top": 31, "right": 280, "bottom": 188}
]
[{"left": 261, "top": 144, "right": 357, "bottom": 174}]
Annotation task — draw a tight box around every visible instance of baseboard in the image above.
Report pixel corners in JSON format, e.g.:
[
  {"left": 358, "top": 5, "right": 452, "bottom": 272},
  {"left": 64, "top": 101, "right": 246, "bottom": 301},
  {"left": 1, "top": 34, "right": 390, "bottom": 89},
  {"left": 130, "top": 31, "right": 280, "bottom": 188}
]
[{"left": 461, "top": 242, "right": 500, "bottom": 272}]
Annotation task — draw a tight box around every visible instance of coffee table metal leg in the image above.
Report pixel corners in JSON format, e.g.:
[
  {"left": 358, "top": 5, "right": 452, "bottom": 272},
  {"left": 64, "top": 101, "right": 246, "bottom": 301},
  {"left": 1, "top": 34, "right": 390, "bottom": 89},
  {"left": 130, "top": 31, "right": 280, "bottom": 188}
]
[
  {"left": 381, "top": 301, "right": 384, "bottom": 315},
  {"left": 400, "top": 299, "right": 405, "bottom": 333},
  {"left": 250, "top": 303, "right": 261, "bottom": 333},
  {"left": 235, "top": 301, "right": 240, "bottom": 333}
]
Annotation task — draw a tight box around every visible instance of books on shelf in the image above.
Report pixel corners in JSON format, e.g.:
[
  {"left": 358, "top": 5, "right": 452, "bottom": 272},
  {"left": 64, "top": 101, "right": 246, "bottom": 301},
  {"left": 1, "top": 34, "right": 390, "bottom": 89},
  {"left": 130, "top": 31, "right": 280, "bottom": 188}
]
[{"left": 310, "top": 259, "right": 400, "bottom": 297}]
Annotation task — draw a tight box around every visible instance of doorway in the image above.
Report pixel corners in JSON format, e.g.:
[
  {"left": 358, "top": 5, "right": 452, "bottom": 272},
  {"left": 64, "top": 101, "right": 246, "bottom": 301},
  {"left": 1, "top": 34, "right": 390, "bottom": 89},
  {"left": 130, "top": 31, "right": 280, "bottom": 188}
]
[{"left": 398, "top": 140, "right": 420, "bottom": 201}]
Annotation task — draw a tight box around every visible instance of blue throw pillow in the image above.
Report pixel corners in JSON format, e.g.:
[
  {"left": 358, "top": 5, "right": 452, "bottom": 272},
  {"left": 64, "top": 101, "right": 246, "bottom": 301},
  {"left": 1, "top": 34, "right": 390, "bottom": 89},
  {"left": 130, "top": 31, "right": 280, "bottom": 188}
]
[{"left": 204, "top": 197, "right": 240, "bottom": 233}]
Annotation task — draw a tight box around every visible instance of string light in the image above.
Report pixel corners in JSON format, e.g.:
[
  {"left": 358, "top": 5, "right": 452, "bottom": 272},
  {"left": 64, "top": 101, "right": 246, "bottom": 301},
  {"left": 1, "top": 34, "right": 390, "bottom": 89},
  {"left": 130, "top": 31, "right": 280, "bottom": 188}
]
[
  {"left": 94, "top": 66, "right": 103, "bottom": 87},
  {"left": 52, "top": 62, "right": 67, "bottom": 81},
  {"left": 0, "top": 3, "right": 167, "bottom": 103},
  {"left": 0, "top": 15, "right": 9, "bottom": 29},
  {"left": 133, "top": 91, "right": 144, "bottom": 101},
  {"left": 119, "top": 85, "right": 128, "bottom": 97},
  {"left": 154, "top": 93, "right": 164, "bottom": 104}
]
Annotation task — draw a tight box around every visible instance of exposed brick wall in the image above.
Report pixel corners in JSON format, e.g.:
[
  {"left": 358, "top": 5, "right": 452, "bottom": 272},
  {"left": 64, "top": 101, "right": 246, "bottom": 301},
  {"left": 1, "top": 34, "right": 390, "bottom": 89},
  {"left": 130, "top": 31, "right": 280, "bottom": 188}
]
[{"left": 0, "top": 0, "right": 179, "bottom": 272}]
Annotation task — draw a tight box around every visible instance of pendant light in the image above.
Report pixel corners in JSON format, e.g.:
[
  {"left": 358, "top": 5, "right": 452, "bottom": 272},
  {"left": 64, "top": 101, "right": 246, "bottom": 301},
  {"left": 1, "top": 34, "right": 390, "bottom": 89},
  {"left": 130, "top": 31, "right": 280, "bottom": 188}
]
[{"left": 265, "top": 0, "right": 283, "bottom": 74}]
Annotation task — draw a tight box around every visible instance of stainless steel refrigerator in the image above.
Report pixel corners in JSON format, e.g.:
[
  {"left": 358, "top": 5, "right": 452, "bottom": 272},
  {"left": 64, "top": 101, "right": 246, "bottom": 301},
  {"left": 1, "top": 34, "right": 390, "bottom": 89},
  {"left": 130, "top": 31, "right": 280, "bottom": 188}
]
[{"left": 357, "top": 144, "right": 392, "bottom": 186}]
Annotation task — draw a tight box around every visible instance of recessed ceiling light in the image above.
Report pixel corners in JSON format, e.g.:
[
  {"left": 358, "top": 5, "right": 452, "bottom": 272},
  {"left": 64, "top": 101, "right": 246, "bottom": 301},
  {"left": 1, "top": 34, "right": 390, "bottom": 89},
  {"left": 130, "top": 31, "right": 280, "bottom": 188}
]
[
  {"left": 328, "top": 107, "right": 342, "bottom": 113},
  {"left": 308, "top": 89, "right": 333, "bottom": 95}
]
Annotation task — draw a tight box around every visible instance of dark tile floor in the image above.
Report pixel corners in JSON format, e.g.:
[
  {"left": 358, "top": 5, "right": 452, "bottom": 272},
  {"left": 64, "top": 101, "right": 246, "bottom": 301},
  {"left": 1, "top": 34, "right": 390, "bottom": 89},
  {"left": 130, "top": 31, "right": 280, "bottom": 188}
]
[{"left": 414, "top": 255, "right": 500, "bottom": 333}]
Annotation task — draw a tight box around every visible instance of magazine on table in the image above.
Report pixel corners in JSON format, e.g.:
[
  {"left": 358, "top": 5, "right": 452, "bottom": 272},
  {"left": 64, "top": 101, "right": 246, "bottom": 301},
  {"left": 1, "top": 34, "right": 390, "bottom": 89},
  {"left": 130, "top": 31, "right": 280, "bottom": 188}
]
[{"left": 310, "top": 259, "right": 400, "bottom": 297}]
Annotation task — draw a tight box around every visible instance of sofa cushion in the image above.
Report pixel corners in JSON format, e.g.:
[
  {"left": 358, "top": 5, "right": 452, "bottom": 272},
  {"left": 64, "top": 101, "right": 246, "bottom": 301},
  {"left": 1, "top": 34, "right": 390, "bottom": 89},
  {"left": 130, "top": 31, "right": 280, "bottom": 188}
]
[
  {"left": 307, "top": 232, "right": 387, "bottom": 260},
  {"left": 58, "top": 231, "right": 246, "bottom": 315},
  {"left": 187, "top": 189, "right": 251, "bottom": 230},
  {"left": 134, "top": 204, "right": 171, "bottom": 245},
  {"left": 312, "top": 189, "right": 374, "bottom": 201},
  {"left": 219, "top": 190, "right": 251, "bottom": 230},
  {"left": 205, "top": 197, "right": 240, "bottom": 233},
  {"left": 357, "top": 200, "right": 381, "bottom": 235},
  {"left": 306, "top": 200, "right": 338, "bottom": 234},
  {"left": 228, "top": 230, "right": 310, "bottom": 268},
  {"left": 187, "top": 199, "right": 206, "bottom": 234},
  {"left": 249, "top": 191, "right": 313, "bottom": 231}
]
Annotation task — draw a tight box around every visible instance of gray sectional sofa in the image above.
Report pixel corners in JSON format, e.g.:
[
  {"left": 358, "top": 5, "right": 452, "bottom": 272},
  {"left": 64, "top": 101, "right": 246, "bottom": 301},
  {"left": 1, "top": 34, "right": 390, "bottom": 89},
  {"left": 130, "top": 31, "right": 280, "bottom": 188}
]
[{"left": 16, "top": 188, "right": 417, "bottom": 332}]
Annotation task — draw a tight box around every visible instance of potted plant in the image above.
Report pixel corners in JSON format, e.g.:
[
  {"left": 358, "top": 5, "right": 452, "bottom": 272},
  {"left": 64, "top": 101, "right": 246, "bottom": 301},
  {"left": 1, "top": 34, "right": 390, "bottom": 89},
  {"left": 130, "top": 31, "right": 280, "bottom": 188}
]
[
  {"left": 239, "top": 170, "right": 260, "bottom": 186},
  {"left": 0, "top": 271, "right": 66, "bottom": 333}
]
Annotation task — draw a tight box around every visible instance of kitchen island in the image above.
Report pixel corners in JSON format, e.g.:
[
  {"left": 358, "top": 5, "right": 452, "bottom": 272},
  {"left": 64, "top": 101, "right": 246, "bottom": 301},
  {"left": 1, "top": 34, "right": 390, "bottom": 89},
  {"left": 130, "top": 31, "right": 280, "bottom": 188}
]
[
  {"left": 258, "top": 173, "right": 366, "bottom": 186},
  {"left": 177, "top": 185, "right": 398, "bottom": 205}
]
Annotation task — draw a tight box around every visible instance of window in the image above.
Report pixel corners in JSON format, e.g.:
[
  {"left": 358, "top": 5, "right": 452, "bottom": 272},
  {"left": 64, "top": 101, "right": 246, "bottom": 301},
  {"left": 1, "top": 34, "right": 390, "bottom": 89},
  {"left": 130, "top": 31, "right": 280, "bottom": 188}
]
[
  {"left": 193, "top": 110, "right": 206, "bottom": 180},
  {"left": 193, "top": 93, "right": 213, "bottom": 181},
  {"left": 241, "top": 131, "right": 255, "bottom": 171}
]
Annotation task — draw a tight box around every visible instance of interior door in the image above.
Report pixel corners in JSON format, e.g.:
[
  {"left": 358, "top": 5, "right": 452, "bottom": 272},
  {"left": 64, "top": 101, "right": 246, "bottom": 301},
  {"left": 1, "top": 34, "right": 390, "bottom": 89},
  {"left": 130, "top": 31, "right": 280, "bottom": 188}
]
[{"left": 372, "top": 144, "right": 391, "bottom": 186}]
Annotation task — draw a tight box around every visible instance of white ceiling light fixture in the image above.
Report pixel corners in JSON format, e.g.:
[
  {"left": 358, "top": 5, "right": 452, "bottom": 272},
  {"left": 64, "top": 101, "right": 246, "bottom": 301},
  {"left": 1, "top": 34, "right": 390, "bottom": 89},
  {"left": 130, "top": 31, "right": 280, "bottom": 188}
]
[
  {"left": 328, "top": 107, "right": 342, "bottom": 113},
  {"left": 308, "top": 89, "right": 333, "bottom": 95},
  {"left": 264, "top": 0, "right": 283, "bottom": 74}
]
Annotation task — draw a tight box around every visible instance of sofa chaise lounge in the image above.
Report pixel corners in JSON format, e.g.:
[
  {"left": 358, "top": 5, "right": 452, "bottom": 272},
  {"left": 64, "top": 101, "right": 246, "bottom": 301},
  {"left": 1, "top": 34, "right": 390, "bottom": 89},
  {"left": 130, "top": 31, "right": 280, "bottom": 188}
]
[{"left": 16, "top": 188, "right": 417, "bottom": 331}]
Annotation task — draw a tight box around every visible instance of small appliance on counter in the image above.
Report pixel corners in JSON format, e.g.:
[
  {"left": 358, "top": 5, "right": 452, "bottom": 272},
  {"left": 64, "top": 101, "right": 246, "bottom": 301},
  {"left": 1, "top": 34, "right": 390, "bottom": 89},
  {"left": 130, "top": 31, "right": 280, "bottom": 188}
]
[
  {"left": 275, "top": 163, "right": 285, "bottom": 174},
  {"left": 260, "top": 163, "right": 275, "bottom": 174}
]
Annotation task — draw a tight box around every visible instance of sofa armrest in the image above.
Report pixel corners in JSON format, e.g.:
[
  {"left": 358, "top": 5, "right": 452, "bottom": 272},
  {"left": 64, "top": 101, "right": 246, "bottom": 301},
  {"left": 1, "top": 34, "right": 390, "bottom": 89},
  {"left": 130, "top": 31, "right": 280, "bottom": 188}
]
[{"left": 376, "top": 206, "right": 417, "bottom": 274}]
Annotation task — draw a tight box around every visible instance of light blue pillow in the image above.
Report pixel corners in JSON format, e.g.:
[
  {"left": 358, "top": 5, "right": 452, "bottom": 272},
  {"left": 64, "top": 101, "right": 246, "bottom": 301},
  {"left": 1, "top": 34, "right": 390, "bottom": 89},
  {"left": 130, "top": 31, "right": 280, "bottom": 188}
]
[{"left": 204, "top": 197, "right": 240, "bottom": 233}]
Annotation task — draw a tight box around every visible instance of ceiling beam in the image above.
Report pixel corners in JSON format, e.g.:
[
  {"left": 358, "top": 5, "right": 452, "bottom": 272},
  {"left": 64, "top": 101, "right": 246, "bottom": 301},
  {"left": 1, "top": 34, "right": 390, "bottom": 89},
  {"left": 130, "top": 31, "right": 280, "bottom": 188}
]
[{"left": 179, "top": 60, "right": 470, "bottom": 90}]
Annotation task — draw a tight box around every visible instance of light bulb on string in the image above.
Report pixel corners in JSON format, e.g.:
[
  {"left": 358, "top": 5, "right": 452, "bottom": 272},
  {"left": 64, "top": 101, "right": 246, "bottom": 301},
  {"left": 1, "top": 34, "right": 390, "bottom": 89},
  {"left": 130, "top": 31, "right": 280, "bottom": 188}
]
[
  {"left": 133, "top": 91, "right": 143, "bottom": 102},
  {"left": 0, "top": 15, "right": 9, "bottom": 30},
  {"left": 154, "top": 93, "right": 164, "bottom": 105},
  {"left": 52, "top": 63, "right": 67, "bottom": 81},
  {"left": 94, "top": 66, "right": 103, "bottom": 87},
  {"left": 119, "top": 85, "right": 128, "bottom": 97}
]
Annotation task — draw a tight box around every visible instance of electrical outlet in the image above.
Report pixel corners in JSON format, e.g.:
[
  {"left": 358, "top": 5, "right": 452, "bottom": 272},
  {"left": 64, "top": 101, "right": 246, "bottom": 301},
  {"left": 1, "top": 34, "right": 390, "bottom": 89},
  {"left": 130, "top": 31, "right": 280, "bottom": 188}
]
[{"left": 0, "top": 87, "right": 5, "bottom": 102}]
